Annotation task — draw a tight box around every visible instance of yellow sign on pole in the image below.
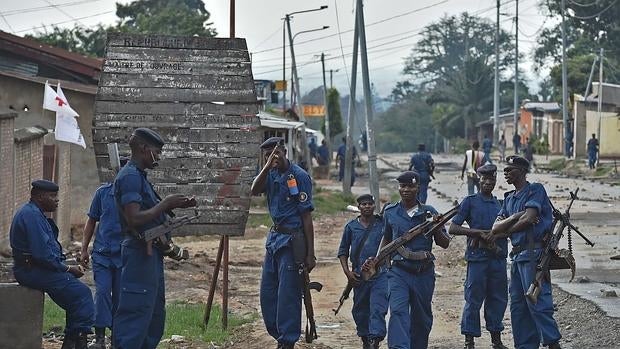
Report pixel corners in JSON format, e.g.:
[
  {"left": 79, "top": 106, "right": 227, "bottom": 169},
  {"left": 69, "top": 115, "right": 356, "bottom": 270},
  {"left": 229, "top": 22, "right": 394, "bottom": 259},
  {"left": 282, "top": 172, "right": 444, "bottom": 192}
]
[
  {"left": 274, "top": 80, "right": 287, "bottom": 91},
  {"left": 303, "top": 105, "right": 325, "bottom": 117}
]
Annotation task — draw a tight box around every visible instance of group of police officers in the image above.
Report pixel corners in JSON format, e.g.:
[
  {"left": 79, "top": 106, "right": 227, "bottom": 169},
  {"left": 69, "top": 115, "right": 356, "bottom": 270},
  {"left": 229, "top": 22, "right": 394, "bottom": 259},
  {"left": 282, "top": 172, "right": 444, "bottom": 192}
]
[{"left": 9, "top": 130, "right": 563, "bottom": 349}]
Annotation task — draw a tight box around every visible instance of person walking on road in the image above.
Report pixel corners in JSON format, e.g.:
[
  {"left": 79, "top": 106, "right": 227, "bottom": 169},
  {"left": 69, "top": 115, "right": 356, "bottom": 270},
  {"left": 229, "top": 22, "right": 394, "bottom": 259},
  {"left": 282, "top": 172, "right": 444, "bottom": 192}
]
[
  {"left": 337, "top": 194, "right": 388, "bottom": 349},
  {"left": 449, "top": 164, "right": 509, "bottom": 349},
  {"left": 498, "top": 134, "right": 506, "bottom": 163},
  {"left": 408, "top": 143, "right": 435, "bottom": 204},
  {"left": 337, "top": 137, "right": 358, "bottom": 186},
  {"left": 587, "top": 134, "right": 599, "bottom": 169},
  {"left": 482, "top": 134, "right": 493, "bottom": 164},
  {"left": 491, "top": 155, "right": 563, "bottom": 349},
  {"left": 512, "top": 133, "right": 521, "bottom": 154},
  {"left": 251, "top": 137, "right": 316, "bottom": 349},
  {"left": 461, "top": 141, "right": 484, "bottom": 196}
]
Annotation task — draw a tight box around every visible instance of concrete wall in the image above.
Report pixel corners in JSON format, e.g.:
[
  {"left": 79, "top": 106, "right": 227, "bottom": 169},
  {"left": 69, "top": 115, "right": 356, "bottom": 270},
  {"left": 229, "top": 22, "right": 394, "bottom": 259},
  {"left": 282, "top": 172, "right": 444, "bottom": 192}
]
[
  {"left": 0, "top": 110, "right": 16, "bottom": 252},
  {"left": 0, "top": 283, "right": 44, "bottom": 349},
  {"left": 0, "top": 74, "right": 99, "bottom": 229},
  {"left": 585, "top": 110, "right": 620, "bottom": 158}
]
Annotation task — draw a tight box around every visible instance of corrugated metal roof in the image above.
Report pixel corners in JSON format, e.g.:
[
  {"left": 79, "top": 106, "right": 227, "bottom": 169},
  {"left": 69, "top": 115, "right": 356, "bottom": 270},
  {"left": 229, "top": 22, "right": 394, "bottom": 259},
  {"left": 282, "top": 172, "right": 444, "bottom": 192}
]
[
  {"left": 522, "top": 102, "right": 561, "bottom": 112},
  {"left": 0, "top": 70, "right": 97, "bottom": 95}
]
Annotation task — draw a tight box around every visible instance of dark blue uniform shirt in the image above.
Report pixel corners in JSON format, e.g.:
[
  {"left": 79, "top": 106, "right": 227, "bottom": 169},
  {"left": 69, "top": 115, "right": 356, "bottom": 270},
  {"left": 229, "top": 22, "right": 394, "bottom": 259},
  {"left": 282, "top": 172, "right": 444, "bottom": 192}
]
[
  {"left": 383, "top": 202, "right": 439, "bottom": 269},
  {"left": 337, "top": 216, "right": 385, "bottom": 274},
  {"left": 483, "top": 138, "right": 492, "bottom": 153},
  {"left": 452, "top": 193, "right": 507, "bottom": 261},
  {"left": 262, "top": 162, "right": 314, "bottom": 251},
  {"left": 88, "top": 183, "right": 123, "bottom": 266},
  {"left": 114, "top": 161, "right": 167, "bottom": 236},
  {"left": 10, "top": 201, "right": 68, "bottom": 272},
  {"left": 410, "top": 152, "right": 433, "bottom": 182},
  {"left": 498, "top": 182, "right": 553, "bottom": 261}
]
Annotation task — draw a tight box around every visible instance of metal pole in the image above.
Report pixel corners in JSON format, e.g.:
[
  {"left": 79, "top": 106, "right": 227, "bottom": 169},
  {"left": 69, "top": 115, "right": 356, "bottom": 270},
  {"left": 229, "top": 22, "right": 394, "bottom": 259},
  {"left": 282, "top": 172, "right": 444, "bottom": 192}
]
[
  {"left": 584, "top": 54, "right": 598, "bottom": 98},
  {"left": 286, "top": 18, "right": 311, "bottom": 176},
  {"left": 356, "top": 0, "right": 380, "bottom": 206},
  {"left": 513, "top": 0, "right": 519, "bottom": 148},
  {"left": 282, "top": 17, "right": 287, "bottom": 111},
  {"left": 597, "top": 48, "right": 603, "bottom": 167},
  {"left": 493, "top": 0, "right": 500, "bottom": 143},
  {"left": 330, "top": 70, "right": 334, "bottom": 88},
  {"left": 343, "top": 4, "right": 360, "bottom": 195},
  {"left": 561, "top": 0, "right": 570, "bottom": 157},
  {"left": 321, "top": 53, "right": 331, "bottom": 168}
]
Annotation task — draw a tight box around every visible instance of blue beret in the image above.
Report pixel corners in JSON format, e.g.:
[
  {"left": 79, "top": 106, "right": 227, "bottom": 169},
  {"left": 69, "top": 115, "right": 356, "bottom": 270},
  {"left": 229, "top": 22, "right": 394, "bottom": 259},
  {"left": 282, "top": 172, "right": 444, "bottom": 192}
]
[
  {"left": 132, "top": 128, "right": 165, "bottom": 148},
  {"left": 260, "top": 136, "right": 284, "bottom": 149},
  {"left": 356, "top": 194, "right": 375, "bottom": 204},
  {"left": 31, "top": 179, "right": 59, "bottom": 192},
  {"left": 477, "top": 163, "right": 497, "bottom": 177},
  {"left": 396, "top": 171, "right": 419, "bottom": 184},
  {"left": 505, "top": 155, "right": 529, "bottom": 170}
]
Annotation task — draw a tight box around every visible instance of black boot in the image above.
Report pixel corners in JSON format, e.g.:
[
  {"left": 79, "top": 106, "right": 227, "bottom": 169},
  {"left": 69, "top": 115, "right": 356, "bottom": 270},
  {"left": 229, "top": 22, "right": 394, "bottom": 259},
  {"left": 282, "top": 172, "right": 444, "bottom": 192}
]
[
  {"left": 548, "top": 343, "right": 562, "bottom": 349},
  {"left": 89, "top": 327, "right": 105, "bottom": 349},
  {"left": 75, "top": 333, "right": 89, "bottom": 349},
  {"left": 490, "top": 331, "right": 509, "bottom": 349},
  {"left": 368, "top": 338, "right": 381, "bottom": 349},
  {"left": 463, "top": 335, "right": 475, "bottom": 349},
  {"left": 277, "top": 343, "right": 295, "bottom": 349},
  {"left": 361, "top": 336, "right": 371, "bottom": 349},
  {"left": 61, "top": 333, "right": 76, "bottom": 349}
]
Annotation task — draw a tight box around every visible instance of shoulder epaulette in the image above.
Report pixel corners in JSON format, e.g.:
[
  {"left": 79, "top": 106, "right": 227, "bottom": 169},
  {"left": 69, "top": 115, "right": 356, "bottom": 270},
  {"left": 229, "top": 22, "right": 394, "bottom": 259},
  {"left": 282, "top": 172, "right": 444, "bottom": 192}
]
[{"left": 503, "top": 190, "right": 515, "bottom": 198}]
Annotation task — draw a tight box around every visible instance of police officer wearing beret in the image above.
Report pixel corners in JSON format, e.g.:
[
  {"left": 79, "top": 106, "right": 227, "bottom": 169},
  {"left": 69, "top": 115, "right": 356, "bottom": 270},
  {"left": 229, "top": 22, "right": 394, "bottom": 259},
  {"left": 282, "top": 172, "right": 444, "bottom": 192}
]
[
  {"left": 112, "top": 128, "right": 196, "bottom": 349},
  {"left": 251, "top": 137, "right": 316, "bottom": 349},
  {"left": 79, "top": 157, "right": 128, "bottom": 348},
  {"left": 373, "top": 171, "right": 451, "bottom": 349},
  {"left": 337, "top": 194, "right": 388, "bottom": 349},
  {"left": 491, "top": 156, "right": 562, "bottom": 349},
  {"left": 449, "top": 164, "right": 509, "bottom": 349},
  {"left": 408, "top": 144, "right": 434, "bottom": 204},
  {"left": 10, "top": 180, "right": 94, "bottom": 349}
]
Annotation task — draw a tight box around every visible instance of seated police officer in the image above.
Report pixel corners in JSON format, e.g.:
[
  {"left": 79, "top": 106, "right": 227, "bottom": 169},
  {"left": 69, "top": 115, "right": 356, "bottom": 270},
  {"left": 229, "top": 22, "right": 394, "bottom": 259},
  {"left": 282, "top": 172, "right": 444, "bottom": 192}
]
[
  {"left": 10, "top": 180, "right": 94, "bottom": 349},
  {"left": 113, "top": 128, "right": 196, "bottom": 349}
]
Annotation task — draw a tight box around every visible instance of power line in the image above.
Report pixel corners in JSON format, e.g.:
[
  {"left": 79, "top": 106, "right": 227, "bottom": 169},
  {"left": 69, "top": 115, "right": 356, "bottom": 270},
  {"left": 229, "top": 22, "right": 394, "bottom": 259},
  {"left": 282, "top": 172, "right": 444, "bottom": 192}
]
[
  {"left": 0, "top": 13, "right": 14, "bottom": 32},
  {"left": 569, "top": 0, "right": 618, "bottom": 19},
  {"left": 14, "top": 10, "right": 113, "bottom": 33},
  {"left": 0, "top": 0, "right": 104, "bottom": 17},
  {"left": 567, "top": 0, "right": 600, "bottom": 7},
  {"left": 250, "top": 25, "right": 282, "bottom": 51},
  {"left": 42, "top": 0, "right": 85, "bottom": 27}
]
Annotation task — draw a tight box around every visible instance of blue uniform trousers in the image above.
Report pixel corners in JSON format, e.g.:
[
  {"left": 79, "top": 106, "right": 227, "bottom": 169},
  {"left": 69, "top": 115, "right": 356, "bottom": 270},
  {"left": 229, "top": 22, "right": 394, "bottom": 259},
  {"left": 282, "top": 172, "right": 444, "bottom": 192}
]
[
  {"left": 113, "top": 240, "right": 165, "bottom": 349},
  {"left": 510, "top": 261, "right": 561, "bottom": 349},
  {"left": 352, "top": 272, "right": 388, "bottom": 340},
  {"left": 260, "top": 245, "right": 302, "bottom": 345},
  {"left": 339, "top": 161, "right": 356, "bottom": 186},
  {"left": 461, "top": 258, "right": 507, "bottom": 336},
  {"left": 387, "top": 264, "right": 435, "bottom": 349},
  {"left": 92, "top": 256, "right": 121, "bottom": 329},
  {"left": 483, "top": 151, "right": 492, "bottom": 164},
  {"left": 14, "top": 266, "right": 94, "bottom": 335},
  {"left": 588, "top": 151, "right": 597, "bottom": 169},
  {"left": 418, "top": 180, "right": 429, "bottom": 204}
]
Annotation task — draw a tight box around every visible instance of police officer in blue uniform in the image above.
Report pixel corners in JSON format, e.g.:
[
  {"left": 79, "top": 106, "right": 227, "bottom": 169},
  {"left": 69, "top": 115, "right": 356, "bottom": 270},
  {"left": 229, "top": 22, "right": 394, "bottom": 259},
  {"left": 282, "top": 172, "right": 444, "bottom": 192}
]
[
  {"left": 376, "top": 171, "right": 451, "bottom": 349},
  {"left": 10, "top": 180, "right": 94, "bottom": 349},
  {"left": 337, "top": 194, "right": 388, "bottom": 349},
  {"left": 408, "top": 144, "right": 434, "bottom": 204},
  {"left": 337, "top": 137, "right": 358, "bottom": 186},
  {"left": 449, "top": 164, "right": 509, "bottom": 349},
  {"left": 491, "top": 155, "right": 562, "bottom": 349},
  {"left": 113, "top": 128, "right": 196, "bottom": 349},
  {"left": 251, "top": 137, "right": 316, "bottom": 349},
  {"left": 79, "top": 157, "right": 128, "bottom": 348}
]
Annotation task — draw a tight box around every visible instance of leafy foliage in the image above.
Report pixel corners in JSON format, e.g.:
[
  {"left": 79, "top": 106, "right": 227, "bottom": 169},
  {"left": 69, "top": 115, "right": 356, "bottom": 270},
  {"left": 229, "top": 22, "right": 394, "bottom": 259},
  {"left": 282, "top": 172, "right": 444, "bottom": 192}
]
[{"left": 322, "top": 88, "right": 344, "bottom": 139}]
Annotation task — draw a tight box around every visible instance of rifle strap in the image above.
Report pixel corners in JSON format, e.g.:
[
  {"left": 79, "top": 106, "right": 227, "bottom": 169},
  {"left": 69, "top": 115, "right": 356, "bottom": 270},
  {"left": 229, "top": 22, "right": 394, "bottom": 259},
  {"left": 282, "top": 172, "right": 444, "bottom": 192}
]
[{"left": 351, "top": 217, "right": 374, "bottom": 271}]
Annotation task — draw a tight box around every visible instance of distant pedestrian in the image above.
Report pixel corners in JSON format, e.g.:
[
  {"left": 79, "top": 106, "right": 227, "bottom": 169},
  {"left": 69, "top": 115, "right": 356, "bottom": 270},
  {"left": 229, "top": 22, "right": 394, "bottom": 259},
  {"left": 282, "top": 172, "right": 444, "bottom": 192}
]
[
  {"left": 498, "top": 134, "right": 506, "bottom": 163},
  {"left": 587, "top": 134, "right": 599, "bottom": 169},
  {"left": 512, "top": 133, "right": 521, "bottom": 154},
  {"left": 524, "top": 138, "right": 535, "bottom": 172},
  {"left": 317, "top": 140, "right": 329, "bottom": 166},
  {"left": 461, "top": 141, "right": 484, "bottom": 195},
  {"left": 309, "top": 138, "right": 318, "bottom": 166},
  {"left": 337, "top": 137, "right": 358, "bottom": 186},
  {"left": 482, "top": 134, "right": 493, "bottom": 164},
  {"left": 408, "top": 143, "right": 434, "bottom": 204}
]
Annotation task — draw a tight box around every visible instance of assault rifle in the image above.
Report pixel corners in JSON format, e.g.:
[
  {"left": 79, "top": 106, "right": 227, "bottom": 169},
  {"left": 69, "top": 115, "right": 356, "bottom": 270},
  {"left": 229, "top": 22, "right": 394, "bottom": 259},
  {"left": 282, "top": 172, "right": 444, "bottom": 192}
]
[
  {"left": 302, "top": 266, "right": 323, "bottom": 343},
  {"left": 332, "top": 281, "right": 354, "bottom": 315},
  {"left": 525, "top": 188, "right": 595, "bottom": 303},
  {"left": 361, "top": 204, "right": 460, "bottom": 281},
  {"left": 142, "top": 211, "right": 201, "bottom": 241}
]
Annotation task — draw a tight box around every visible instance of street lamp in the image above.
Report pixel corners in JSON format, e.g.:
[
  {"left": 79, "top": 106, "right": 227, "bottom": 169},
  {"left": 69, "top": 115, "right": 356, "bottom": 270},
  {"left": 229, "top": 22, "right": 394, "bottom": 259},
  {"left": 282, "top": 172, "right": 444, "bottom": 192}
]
[{"left": 283, "top": 5, "right": 329, "bottom": 175}]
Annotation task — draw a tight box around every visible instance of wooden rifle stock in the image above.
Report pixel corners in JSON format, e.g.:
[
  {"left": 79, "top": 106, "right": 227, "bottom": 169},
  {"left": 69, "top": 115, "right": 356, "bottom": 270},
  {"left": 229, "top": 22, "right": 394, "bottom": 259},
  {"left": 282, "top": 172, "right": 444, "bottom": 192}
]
[
  {"left": 361, "top": 205, "right": 460, "bottom": 281},
  {"left": 302, "top": 266, "right": 322, "bottom": 343}
]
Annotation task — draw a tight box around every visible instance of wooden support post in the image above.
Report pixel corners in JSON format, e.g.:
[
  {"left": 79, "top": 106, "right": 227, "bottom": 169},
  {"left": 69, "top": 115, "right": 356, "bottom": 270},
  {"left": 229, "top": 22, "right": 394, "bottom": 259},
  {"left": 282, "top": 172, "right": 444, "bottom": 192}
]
[
  {"left": 203, "top": 236, "right": 225, "bottom": 327},
  {"left": 222, "top": 235, "right": 229, "bottom": 329}
]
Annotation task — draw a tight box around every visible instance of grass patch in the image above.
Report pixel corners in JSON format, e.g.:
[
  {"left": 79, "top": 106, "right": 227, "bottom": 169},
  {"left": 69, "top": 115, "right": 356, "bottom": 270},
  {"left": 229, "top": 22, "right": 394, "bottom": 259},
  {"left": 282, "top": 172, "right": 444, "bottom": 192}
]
[
  {"left": 246, "top": 213, "right": 272, "bottom": 228},
  {"left": 548, "top": 158, "right": 566, "bottom": 171},
  {"left": 43, "top": 297, "right": 255, "bottom": 345},
  {"left": 313, "top": 189, "right": 356, "bottom": 215},
  {"left": 595, "top": 166, "right": 612, "bottom": 176}
]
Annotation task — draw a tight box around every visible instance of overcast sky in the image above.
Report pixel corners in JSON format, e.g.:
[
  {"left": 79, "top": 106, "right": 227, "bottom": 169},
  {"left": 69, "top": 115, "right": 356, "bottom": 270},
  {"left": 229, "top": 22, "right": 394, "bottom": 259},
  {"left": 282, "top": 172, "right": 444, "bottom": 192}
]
[{"left": 1, "top": 0, "right": 550, "bottom": 97}]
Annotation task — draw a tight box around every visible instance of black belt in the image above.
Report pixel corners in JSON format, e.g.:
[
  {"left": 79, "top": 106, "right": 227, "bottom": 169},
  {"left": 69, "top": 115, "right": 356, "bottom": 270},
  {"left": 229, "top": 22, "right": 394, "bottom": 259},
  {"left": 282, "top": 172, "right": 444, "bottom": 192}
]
[
  {"left": 511, "top": 242, "right": 545, "bottom": 256},
  {"left": 392, "top": 260, "right": 433, "bottom": 274},
  {"left": 271, "top": 225, "right": 302, "bottom": 234},
  {"left": 13, "top": 254, "right": 34, "bottom": 268}
]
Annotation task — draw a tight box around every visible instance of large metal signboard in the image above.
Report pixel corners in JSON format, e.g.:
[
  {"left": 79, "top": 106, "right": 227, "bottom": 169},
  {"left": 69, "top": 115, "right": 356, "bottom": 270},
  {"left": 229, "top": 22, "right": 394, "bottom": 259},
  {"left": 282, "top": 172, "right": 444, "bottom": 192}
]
[{"left": 93, "top": 33, "right": 259, "bottom": 236}]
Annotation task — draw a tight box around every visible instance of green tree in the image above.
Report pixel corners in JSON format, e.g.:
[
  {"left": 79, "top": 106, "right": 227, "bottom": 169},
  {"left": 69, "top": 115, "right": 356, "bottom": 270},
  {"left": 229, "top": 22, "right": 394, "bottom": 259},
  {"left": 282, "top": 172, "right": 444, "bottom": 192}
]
[
  {"left": 322, "top": 88, "right": 344, "bottom": 141},
  {"left": 28, "top": 0, "right": 217, "bottom": 57}
]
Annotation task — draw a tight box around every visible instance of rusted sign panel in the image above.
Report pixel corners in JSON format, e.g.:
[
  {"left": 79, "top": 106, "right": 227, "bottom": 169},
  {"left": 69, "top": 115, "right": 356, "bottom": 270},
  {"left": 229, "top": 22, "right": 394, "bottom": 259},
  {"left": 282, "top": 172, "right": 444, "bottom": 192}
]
[{"left": 93, "top": 33, "right": 260, "bottom": 236}]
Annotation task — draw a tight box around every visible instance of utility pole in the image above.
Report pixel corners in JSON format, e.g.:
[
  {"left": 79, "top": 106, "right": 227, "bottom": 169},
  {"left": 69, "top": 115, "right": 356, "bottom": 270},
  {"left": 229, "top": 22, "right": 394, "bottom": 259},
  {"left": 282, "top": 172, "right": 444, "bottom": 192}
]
[
  {"left": 584, "top": 54, "right": 598, "bottom": 98},
  {"left": 597, "top": 48, "right": 603, "bottom": 167},
  {"left": 321, "top": 53, "right": 331, "bottom": 167},
  {"left": 561, "top": 0, "right": 570, "bottom": 157},
  {"left": 343, "top": 4, "right": 360, "bottom": 195},
  {"left": 329, "top": 69, "right": 339, "bottom": 88},
  {"left": 513, "top": 0, "right": 519, "bottom": 147},
  {"left": 356, "top": 0, "right": 380, "bottom": 206},
  {"left": 493, "top": 0, "right": 500, "bottom": 144},
  {"left": 282, "top": 18, "right": 286, "bottom": 111},
  {"left": 286, "top": 18, "right": 311, "bottom": 176}
]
